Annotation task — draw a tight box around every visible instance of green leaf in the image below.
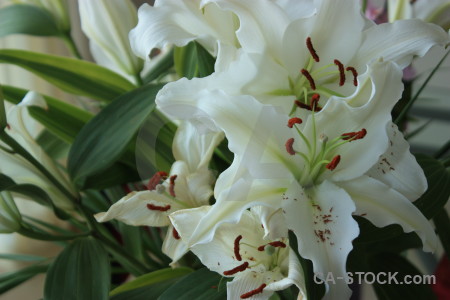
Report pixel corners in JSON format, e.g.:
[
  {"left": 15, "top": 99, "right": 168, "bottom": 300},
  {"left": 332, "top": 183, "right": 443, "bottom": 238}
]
[
  {"left": 433, "top": 209, "right": 450, "bottom": 260},
  {"left": 414, "top": 154, "right": 450, "bottom": 219},
  {"left": 158, "top": 268, "right": 227, "bottom": 300},
  {"left": 174, "top": 42, "right": 215, "bottom": 79},
  {"left": 0, "top": 253, "right": 46, "bottom": 262},
  {"left": 369, "top": 253, "right": 436, "bottom": 300},
  {"left": 0, "top": 264, "right": 48, "bottom": 294},
  {"left": 0, "top": 84, "right": 6, "bottom": 129},
  {"left": 110, "top": 267, "right": 192, "bottom": 296},
  {"left": 0, "top": 49, "right": 135, "bottom": 102},
  {"left": 143, "top": 48, "right": 174, "bottom": 84},
  {"left": 68, "top": 83, "right": 165, "bottom": 188},
  {"left": 2, "top": 85, "right": 93, "bottom": 144},
  {"left": 44, "top": 237, "right": 110, "bottom": 300},
  {"left": 0, "top": 4, "right": 60, "bottom": 38},
  {"left": 36, "top": 129, "right": 70, "bottom": 160}
]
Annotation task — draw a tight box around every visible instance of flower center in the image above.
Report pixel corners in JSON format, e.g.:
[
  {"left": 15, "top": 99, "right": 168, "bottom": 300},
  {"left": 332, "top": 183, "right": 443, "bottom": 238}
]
[
  {"left": 284, "top": 113, "right": 367, "bottom": 187},
  {"left": 286, "top": 37, "right": 359, "bottom": 115}
]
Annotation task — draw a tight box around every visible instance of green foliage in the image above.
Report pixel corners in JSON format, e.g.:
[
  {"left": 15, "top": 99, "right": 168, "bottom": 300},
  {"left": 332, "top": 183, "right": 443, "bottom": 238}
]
[
  {"left": 174, "top": 42, "right": 215, "bottom": 79},
  {"left": 0, "top": 49, "right": 135, "bottom": 102},
  {"left": 414, "top": 154, "right": 450, "bottom": 219},
  {"left": 67, "top": 83, "right": 169, "bottom": 189},
  {"left": 0, "top": 264, "right": 48, "bottom": 294},
  {"left": 0, "top": 5, "right": 60, "bottom": 38},
  {"left": 110, "top": 267, "right": 192, "bottom": 297},
  {"left": 44, "top": 237, "right": 110, "bottom": 300},
  {"left": 158, "top": 268, "right": 228, "bottom": 300}
]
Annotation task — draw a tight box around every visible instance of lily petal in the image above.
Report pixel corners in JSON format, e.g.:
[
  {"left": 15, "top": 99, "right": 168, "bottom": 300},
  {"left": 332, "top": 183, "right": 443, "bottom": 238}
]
[
  {"left": 366, "top": 122, "right": 427, "bottom": 201},
  {"left": 338, "top": 175, "right": 438, "bottom": 252},
  {"left": 95, "top": 191, "right": 180, "bottom": 227},
  {"left": 162, "top": 224, "right": 189, "bottom": 265},
  {"left": 353, "top": 19, "right": 450, "bottom": 70},
  {"left": 282, "top": 180, "right": 359, "bottom": 300}
]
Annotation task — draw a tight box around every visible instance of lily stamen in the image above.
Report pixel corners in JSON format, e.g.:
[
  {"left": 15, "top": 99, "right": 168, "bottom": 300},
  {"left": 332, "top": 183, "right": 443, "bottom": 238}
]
[
  {"left": 172, "top": 227, "right": 181, "bottom": 240},
  {"left": 147, "top": 203, "right": 171, "bottom": 211},
  {"left": 342, "top": 128, "right": 367, "bottom": 141},
  {"left": 346, "top": 66, "right": 358, "bottom": 86},
  {"left": 310, "top": 94, "right": 321, "bottom": 111},
  {"left": 147, "top": 171, "right": 168, "bottom": 190},
  {"left": 334, "top": 59, "right": 346, "bottom": 86},
  {"left": 301, "top": 69, "right": 316, "bottom": 90},
  {"left": 223, "top": 262, "right": 249, "bottom": 275},
  {"left": 285, "top": 138, "right": 296, "bottom": 155},
  {"left": 240, "top": 283, "right": 267, "bottom": 299},
  {"left": 234, "top": 235, "right": 243, "bottom": 261},
  {"left": 306, "top": 37, "right": 320, "bottom": 62},
  {"left": 326, "top": 155, "right": 341, "bottom": 171},
  {"left": 287, "top": 117, "right": 303, "bottom": 128},
  {"left": 169, "top": 175, "right": 177, "bottom": 197}
]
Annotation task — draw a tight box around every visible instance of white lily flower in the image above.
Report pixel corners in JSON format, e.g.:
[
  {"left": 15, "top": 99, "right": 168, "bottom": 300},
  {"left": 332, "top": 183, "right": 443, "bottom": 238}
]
[
  {"left": 95, "top": 121, "right": 223, "bottom": 262},
  {"left": 387, "top": 0, "right": 450, "bottom": 30},
  {"left": 0, "top": 191, "right": 21, "bottom": 234},
  {"left": 168, "top": 60, "right": 438, "bottom": 299},
  {"left": 129, "top": 0, "right": 316, "bottom": 71},
  {"left": 170, "top": 206, "right": 306, "bottom": 300},
  {"left": 156, "top": 0, "right": 449, "bottom": 118},
  {"left": 78, "top": 0, "right": 144, "bottom": 82},
  {"left": 0, "top": 92, "right": 75, "bottom": 211}
]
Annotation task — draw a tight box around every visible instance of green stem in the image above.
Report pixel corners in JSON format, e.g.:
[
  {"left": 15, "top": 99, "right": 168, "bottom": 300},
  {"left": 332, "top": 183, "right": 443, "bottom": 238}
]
[
  {"left": 434, "top": 139, "right": 450, "bottom": 159},
  {"left": 395, "top": 50, "right": 450, "bottom": 125},
  {"left": 18, "top": 226, "right": 91, "bottom": 241},
  {"left": 0, "top": 132, "right": 78, "bottom": 203},
  {"left": 62, "top": 33, "right": 82, "bottom": 59},
  {"left": 133, "top": 73, "right": 144, "bottom": 87}
]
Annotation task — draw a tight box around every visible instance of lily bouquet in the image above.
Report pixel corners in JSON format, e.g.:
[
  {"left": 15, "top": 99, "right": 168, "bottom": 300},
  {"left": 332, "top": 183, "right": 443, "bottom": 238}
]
[{"left": 0, "top": 0, "right": 449, "bottom": 299}]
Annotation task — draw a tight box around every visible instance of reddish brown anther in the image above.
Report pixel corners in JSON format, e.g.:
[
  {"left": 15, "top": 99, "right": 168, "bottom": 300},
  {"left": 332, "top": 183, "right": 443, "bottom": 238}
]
[
  {"left": 147, "top": 171, "right": 168, "bottom": 190},
  {"left": 268, "top": 241, "right": 287, "bottom": 248},
  {"left": 295, "top": 100, "right": 311, "bottom": 110},
  {"left": 147, "top": 203, "right": 171, "bottom": 212},
  {"left": 241, "top": 284, "right": 267, "bottom": 299},
  {"left": 310, "top": 94, "right": 321, "bottom": 111},
  {"left": 285, "top": 138, "right": 296, "bottom": 156},
  {"left": 342, "top": 128, "right": 367, "bottom": 141},
  {"left": 334, "top": 59, "right": 346, "bottom": 86},
  {"left": 326, "top": 155, "right": 341, "bottom": 171},
  {"left": 346, "top": 66, "right": 358, "bottom": 86},
  {"left": 172, "top": 227, "right": 180, "bottom": 240},
  {"left": 169, "top": 175, "right": 177, "bottom": 197},
  {"left": 234, "top": 235, "right": 243, "bottom": 261},
  {"left": 257, "top": 245, "right": 266, "bottom": 251},
  {"left": 306, "top": 37, "right": 320, "bottom": 62},
  {"left": 288, "top": 117, "right": 303, "bottom": 128},
  {"left": 301, "top": 69, "right": 316, "bottom": 90},
  {"left": 223, "top": 262, "right": 249, "bottom": 275}
]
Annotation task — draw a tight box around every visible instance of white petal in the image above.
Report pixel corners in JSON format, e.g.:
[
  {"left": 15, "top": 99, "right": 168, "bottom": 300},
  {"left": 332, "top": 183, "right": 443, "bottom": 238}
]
[
  {"left": 338, "top": 175, "right": 438, "bottom": 252},
  {"left": 353, "top": 19, "right": 450, "bottom": 69},
  {"left": 366, "top": 122, "right": 427, "bottom": 201},
  {"left": 282, "top": 180, "right": 359, "bottom": 300},
  {"left": 95, "top": 191, "right": 179, "bottom": 227},
  {"left": 227, "top": 272, "right": 272, "bottom": 300},
  {"left": 162, "top": 225, "right": 189, "bottom": 265},
  {"left": 129, "top": 1, "right": 237, "bottom": 60},
  {"left": 172, "top": 121, "right": 224, "bottom": 172},
  {"left": 79, "top": 0, "right": 142, "bottom": 75},
  {"left": 251, "top": 206, "right": 288, "bottom": 240},
  {"left": 387, "top": 0, "right": 413, "bottom": 22}
]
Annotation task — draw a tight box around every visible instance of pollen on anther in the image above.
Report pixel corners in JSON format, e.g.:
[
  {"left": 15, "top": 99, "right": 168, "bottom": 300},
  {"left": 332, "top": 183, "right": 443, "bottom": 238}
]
[
  {"left": 147, "top": 171, "right": 168, "bottom": 190},
  {"left": 285, "top": 138, "right": 296, "bottom": 155},
  {"left": 269, "top": 241, "right": 287, "bottom": 248},
  {"left": 169, "top": 175, "right": 177, "bottom": 197},
  {"left": 310, "top": 94, "right": 321, "bottom": 111},
  {"left": 306, "top": 37, "right": 320, "bottom": 62},
  {"left": 301, "top": 69, "right": 316, "bottom": 90},
  {"left": 234, "top": 235, "right": 243, "bottom": 261},
  {"left": 241, "top": 283, "right": 267, "bottom": 299},
  {"left": 147, "top": 203, "right": 171, "bottom": 212},
  {"left": 172, "top": 227, "right": 180, "bottom": 240},
  {"left": 334, "top": 59, "right": 346, "bottom": 86},
  {"left": 288, "top": 117, "right": 303, "bottom": 128},
  {"left": 346, "top": 66, "right": 358, "bottom": 86},
  {"left": 326, "top": 155, "right": 341, "bottom": 171},
  {"left": 223, "top": 262, "right": 249, "bottom": 275}
]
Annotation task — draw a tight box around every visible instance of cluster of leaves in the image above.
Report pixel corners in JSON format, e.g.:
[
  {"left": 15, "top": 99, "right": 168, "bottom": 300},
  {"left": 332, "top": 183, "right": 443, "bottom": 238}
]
[{"left": 0, "top": 3, "right": 449, "bottom": 300}]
